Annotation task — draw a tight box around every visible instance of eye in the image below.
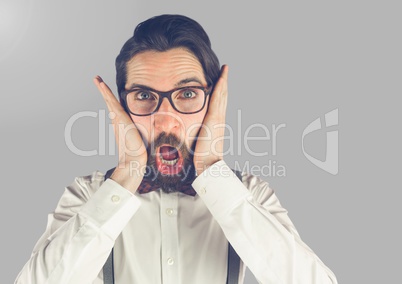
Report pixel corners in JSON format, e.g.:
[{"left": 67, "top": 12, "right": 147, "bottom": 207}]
[
  {"left": 180, "top": 89, "right": 197, "bottom": 99},
  {"left": 133, "top": 90, "right": 155, "bottom": 100}
]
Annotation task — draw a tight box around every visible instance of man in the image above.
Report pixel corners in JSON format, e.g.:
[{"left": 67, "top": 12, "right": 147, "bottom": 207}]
[{"left": 15, "top": 15, "right": 337, "bottom": 283}]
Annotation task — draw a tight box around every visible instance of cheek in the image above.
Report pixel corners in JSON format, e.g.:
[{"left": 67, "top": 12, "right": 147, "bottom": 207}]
[
  {"left": 131, "top": 112, "right": 206, "bottom": 149},
  {"left": 184, "top": 113, "right": 206, "bottom": 147},
  {"left": 130, "top": 116, "right": 152, "bottom": 145}
]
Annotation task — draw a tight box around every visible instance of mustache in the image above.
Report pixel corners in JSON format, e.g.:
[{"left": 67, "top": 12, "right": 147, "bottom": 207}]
[
  {"left": 146, "top": 132, "right": 192, "bottom": 157},
  {"left": 143, "top": 131, "right": 194, "bottom": 181}
]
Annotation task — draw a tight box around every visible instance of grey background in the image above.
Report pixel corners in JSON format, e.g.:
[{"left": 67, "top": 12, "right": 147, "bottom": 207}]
[{"left": 1, "top": 0, "right": 401, "bottom": 283}]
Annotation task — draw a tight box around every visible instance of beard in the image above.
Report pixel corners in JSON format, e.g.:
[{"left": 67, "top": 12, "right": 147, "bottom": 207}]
[{"left": 143, "top": 131, "right": 196, "bottom": 193}]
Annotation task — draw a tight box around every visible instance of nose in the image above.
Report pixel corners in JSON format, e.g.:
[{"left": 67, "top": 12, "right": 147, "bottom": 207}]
[{"left": 153, "top": 98, "right": 181, "bottom": 133}]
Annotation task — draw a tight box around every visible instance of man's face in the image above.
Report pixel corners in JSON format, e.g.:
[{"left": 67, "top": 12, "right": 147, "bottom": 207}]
[{"left": 124, "top": 48, "right": 209, "bottom": 191}]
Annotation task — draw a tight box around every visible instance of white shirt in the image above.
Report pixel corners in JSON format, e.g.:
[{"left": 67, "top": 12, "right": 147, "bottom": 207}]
[{"left": 15, "top": 160, "right": 337, "bottom": 284}]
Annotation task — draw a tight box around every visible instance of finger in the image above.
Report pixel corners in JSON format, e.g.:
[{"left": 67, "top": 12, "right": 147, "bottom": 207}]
[
  {"left": 219, "top": 64, "right": 229, "bottom": 87},
  {"left": 93, "top": 76, "right": 119, "bottom": 111},
  {"left": 212, "top": 65, "right": 228, "bottom": 96},
  {"left": 93, "top": 76, "right": 126, "bottom": 118},
  {"left": 208, "top": 65, "right": 229, "bottom": 114}
]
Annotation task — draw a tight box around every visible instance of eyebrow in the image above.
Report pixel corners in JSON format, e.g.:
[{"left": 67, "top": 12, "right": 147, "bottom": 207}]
[
  {"left": 175, "top": 77, "right": 204, "bottom": 87},
  {"left": 127, "top": 77, "right": 204, "bottom": 91}
]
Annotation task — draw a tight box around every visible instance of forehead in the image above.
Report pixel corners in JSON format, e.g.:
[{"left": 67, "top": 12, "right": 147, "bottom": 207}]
[{"left": 125, "top": 48, "right": 206, "bottom": 90}]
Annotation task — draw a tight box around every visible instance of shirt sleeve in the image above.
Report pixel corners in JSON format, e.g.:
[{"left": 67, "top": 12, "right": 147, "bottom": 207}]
[
  {"left": 192, "top": 160, "right": 338, "bottom": 284},
  {"left": 14, "top": 171, "right": 141, "bottom": 284}
]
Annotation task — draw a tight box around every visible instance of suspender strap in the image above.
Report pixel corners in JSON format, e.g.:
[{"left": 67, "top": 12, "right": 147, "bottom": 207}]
[
  {"left": 226, "top": 170, "right": 242, "bottom": 284},
  {"left": 103, "top": 248, "right": 114, "bottom": 284},
  {"left": 102, "top": 168, "right": 242, "bottom": 284},
  {"left": 103, "top": 168, "right": 115, "bottom": 284}
]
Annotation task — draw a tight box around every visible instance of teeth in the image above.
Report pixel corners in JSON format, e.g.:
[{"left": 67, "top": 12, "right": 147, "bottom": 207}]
[{"left": 160, "top": 157, "right": 179, "bottom": 165}]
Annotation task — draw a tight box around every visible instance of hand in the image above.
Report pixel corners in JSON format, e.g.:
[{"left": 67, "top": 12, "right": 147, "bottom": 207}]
[
  {"left": 193, "top": 65, "right": 229, "bottom": 175},
  {"left": 93, "top": 76, "right": 147, "bottom": 192}
]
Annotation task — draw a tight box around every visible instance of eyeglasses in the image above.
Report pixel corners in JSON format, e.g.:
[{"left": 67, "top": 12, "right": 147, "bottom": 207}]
[{"left": 121, "top": 85, "right": 212, "bottom": 116}]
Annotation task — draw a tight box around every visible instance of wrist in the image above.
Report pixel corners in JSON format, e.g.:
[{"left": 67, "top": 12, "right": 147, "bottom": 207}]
[
  {"left": 110, "top": 165, "right": 144, "bottom": 194},
  {"left": 195, "top": 158, "right": 222, "bottom": 176}
]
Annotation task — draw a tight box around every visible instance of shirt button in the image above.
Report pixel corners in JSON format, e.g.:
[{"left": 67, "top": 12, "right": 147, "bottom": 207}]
[
  {"left": 111, "top": 195, "right": 120, "bottom": 203},
  {"left": 199, "top": 187, "right": 206, "bottom": 195},
  {"left": 167, "top": 258, "right": 174, "bottom": 265},
  {"left": 166, "top": 208, "right": 174, "bottom": 216}
]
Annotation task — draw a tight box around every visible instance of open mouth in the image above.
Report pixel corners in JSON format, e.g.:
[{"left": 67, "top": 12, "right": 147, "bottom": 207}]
[{"left": 155, "top": 144, "right": 184, "bottom": 175}]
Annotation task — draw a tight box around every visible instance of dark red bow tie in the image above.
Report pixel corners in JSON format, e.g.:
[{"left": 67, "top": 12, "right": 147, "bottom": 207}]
[
  {"left": 104, "top": 167, "right": 197, "bottom": 196},
  {"left": 137, "top": 177, "right": 197, "bottom": 196}
]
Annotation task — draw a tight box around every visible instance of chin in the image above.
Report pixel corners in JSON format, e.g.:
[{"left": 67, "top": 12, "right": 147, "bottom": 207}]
[{"left": 144, "top": 132, "right": 196, "bottom": 193}]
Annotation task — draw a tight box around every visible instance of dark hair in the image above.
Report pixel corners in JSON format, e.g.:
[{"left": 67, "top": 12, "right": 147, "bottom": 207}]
[{"left": 115, "top": 14, "right": 220, "bottom": 105}]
